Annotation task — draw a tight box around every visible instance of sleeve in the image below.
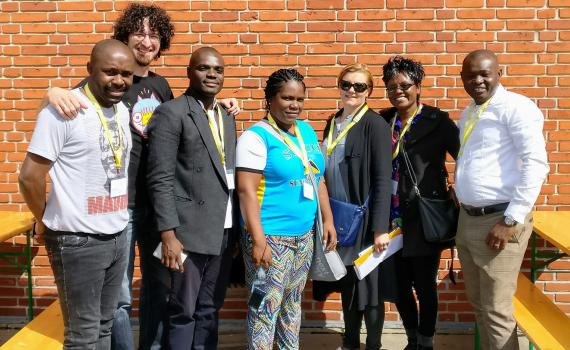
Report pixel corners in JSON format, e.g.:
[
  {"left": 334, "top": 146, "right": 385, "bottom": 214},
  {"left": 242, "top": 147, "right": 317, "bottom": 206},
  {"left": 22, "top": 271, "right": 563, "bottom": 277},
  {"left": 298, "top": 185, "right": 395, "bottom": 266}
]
[
  {"left": 27, "top": 106, "right": 69, "bottom": 162},
  {"left": 146, "top": 102, "right": 182, "bottom": 232},
  {"left": 442, "top": 111, "right": 460, "bottom": 160},
  {"left": 236, "top": 129, "right": 267, "bottom": 173},
  {"left": 368, "top": 116, "right": 393, "bottom": 233},
  {"left": 504, "top": 97, "right": 549, "bottom": 223}
]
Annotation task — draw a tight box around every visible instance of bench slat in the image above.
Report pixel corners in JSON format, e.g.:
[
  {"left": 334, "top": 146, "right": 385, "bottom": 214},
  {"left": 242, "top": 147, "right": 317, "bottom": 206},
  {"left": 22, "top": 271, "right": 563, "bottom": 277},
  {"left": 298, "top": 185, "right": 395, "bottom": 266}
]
[
  {"left": 0, "top": 300, "right": 63, "bottom": 350},
  {"left": 514, "top": 273, "right": 570, "bottom": 350}
]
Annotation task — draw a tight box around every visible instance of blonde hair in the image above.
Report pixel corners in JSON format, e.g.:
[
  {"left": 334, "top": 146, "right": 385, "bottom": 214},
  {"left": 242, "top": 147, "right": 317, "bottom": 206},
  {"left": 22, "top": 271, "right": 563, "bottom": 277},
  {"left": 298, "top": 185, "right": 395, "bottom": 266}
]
[{"left": 337, "top": 63, "right": 374, "bottom": 96}]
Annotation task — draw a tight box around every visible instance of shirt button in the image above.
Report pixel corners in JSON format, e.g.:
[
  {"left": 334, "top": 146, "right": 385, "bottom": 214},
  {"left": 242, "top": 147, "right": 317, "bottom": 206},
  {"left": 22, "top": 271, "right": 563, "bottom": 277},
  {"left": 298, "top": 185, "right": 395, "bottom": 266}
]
[
  {"left": 196, "top": 167, "right": 202, "bottom": 172},
  {"left": 199, "top": 200, "right": 205, "bottom": 205}
]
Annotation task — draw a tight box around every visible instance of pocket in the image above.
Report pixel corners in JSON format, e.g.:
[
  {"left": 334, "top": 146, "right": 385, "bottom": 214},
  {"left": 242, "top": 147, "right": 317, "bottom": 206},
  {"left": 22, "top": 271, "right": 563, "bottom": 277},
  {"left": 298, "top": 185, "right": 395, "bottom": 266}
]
[
  {"left": 60, "top": 234, "right": 89, "bottom": 249},
  {"left": 508, "top": 225, "right": 523, "bottom": 243}
]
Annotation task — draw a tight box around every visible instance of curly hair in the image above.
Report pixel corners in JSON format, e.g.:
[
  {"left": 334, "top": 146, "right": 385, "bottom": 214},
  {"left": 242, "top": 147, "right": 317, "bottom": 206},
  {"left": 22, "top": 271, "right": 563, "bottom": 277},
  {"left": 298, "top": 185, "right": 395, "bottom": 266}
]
[
  {"left": 381, "top": 56, "right": 425, "bottom": 86},
  {"left": 112, "top": 3, "right": 174, "bottom": 59},
  {"left": 338, "top": 63, "right": 374, "bottom": 97},
  {"left": 264, "top": 68, "right": 306, "bottom": 111}
]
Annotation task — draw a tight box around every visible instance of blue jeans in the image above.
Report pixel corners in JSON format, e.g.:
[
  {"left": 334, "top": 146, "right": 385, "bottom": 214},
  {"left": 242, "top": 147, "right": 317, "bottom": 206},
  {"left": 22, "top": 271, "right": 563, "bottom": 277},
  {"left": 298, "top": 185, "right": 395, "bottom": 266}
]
[
  {"left": 111, "top": 208, "right": 143, "bottom": 350},
  {"left": 45, "top": 228, "right": 127, "bottom": 350}
]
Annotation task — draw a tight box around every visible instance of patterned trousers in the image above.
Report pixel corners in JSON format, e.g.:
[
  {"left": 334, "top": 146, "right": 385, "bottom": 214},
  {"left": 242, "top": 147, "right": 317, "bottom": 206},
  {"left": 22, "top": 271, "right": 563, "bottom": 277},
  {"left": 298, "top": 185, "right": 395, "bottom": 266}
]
[{"left": 241, "top": 230, "right": 314, "bottom": 350}]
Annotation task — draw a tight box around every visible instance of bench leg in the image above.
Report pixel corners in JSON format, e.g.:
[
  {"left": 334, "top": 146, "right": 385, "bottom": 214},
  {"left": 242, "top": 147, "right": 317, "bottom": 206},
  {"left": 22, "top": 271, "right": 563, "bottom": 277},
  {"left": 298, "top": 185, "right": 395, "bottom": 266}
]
[
  {"left": 26, "top": 229, "right": 33, "bottom": 321},
  {"left": 474, "top": 323, "right": 480, "bottom": 350}
]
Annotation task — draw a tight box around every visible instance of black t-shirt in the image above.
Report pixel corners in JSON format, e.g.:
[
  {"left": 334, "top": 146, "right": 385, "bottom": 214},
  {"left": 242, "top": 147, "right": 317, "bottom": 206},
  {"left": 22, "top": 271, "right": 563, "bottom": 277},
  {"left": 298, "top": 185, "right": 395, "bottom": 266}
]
[{"left": 122, "top": 72, "right": 173, "bottom": 208}]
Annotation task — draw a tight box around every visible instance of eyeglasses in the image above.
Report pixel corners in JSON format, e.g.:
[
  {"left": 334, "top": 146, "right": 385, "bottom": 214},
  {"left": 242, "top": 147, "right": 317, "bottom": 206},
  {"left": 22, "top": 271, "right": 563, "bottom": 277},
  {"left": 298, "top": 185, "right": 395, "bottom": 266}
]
[
  {"left": 132, "top": 32, "right": 160, "bottom": 43},
  {"left": 339, "top": 80, "right": 369, "bottom": 93},
  {"left": 386, "top": 83, "right": 415, "bottom": 94}
]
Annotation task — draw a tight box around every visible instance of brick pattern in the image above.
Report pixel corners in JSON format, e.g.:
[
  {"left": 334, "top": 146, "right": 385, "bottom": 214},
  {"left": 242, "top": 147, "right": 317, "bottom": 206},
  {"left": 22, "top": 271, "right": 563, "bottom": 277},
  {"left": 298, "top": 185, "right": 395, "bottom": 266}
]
[{"left": 1, "top": 0, "right": 569, "bottom": 325}]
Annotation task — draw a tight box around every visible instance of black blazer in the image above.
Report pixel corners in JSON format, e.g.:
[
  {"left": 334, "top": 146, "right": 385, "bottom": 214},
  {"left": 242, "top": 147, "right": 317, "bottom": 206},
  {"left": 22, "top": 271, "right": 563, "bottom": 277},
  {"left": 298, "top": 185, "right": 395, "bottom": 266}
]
[
  {"left": 381, "top": 105, "right": 460, "bottom": 256},
  {"left": 314, "top": 108, "right": 397, "bottom": 308},
  {"left": 146, "top": 90, "right": 238, "bottom": 255}
]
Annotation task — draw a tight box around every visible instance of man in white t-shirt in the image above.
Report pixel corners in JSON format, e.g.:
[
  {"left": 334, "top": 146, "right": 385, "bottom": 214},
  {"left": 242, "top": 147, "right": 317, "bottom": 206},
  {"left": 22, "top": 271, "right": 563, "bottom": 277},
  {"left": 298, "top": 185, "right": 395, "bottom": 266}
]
[{"left": 18, "top": 39, "right": 135, "bottom": 349}]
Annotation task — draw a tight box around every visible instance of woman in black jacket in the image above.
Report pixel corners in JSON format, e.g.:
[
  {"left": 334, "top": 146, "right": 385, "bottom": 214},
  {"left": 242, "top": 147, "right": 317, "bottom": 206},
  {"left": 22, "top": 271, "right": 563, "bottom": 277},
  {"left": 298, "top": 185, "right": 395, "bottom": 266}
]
[
  {"left": 380, "top": 56, "right": 460, "bottom": 350},
  {"left": 315, "top": 63, "right": 395, "bottom": 350}
]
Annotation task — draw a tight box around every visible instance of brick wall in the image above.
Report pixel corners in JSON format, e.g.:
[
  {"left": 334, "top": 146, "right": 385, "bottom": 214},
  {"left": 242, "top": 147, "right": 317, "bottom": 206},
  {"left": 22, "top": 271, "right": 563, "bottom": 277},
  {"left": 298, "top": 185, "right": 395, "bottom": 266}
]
[{"left": 1, "top": 0, "right": 569, "bottom": 326}]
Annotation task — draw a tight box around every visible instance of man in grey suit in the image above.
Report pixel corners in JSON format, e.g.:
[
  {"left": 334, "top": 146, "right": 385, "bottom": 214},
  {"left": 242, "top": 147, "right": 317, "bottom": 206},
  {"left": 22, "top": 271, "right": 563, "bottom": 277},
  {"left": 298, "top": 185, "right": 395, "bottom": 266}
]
[{"left": 146, "top": 47, "right": 237, "bottom": 350}]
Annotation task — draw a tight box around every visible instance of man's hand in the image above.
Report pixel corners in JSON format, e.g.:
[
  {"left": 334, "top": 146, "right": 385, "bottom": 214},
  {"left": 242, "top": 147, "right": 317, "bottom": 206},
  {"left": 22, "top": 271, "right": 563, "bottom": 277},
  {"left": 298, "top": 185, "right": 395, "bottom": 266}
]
[
  {"left": 373, "top": 232, "right": 390, "bottom": 253},
  {"left": 33, "top": 220, "right": 47, "bottom": 245},
  {"left": 485, "top": 220, "right": 517, "bottom": 251},
  {"left": 160, "top": 230, "right": 185, "bottom": 272},
  {"left": 219, "top": 98, "right": 240, "bottom": 117},
  {"left": 252, "top": 238, "right": 272, "bottom": 269},
  {"left": 44, "top": 87, "right": 88, "bottom": 120},
  {"left": 322, "top": 219, "right": 337, "bottom": 252}
]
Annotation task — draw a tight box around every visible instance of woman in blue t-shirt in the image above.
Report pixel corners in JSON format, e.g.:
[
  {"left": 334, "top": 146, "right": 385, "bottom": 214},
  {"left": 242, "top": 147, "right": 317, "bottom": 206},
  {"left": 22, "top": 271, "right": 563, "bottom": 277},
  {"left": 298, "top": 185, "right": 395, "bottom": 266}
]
[{"left": 236, "top": 68, "right": 336, "bottom": 349}]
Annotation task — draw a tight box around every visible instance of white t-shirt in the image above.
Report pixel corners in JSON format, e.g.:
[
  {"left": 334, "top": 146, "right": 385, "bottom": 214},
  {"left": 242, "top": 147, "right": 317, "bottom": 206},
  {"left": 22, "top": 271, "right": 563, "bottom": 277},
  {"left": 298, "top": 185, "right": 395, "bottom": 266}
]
[{"left": 27, "top": 88, "right": 132, "bottom": 234}]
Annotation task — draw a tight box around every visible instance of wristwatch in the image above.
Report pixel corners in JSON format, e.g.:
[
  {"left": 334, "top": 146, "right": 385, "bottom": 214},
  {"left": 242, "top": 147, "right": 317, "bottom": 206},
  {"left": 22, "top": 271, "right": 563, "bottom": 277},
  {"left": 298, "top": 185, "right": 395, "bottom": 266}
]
[{"left": 504, "top": 215, "right": 517, "bottom": 227}]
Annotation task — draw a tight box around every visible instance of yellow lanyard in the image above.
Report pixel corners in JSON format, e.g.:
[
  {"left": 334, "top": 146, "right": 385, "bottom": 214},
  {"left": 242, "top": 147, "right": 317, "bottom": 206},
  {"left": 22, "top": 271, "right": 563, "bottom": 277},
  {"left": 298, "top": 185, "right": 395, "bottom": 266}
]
[
  {"left": 267, "top": 113, "right": 311, "bottom": 174},
  {"left": 326, "top": 104, "right": 369, "bottom": 157},
  {"left": 204, "top": 104, "right": 226, "bottom": 165},
  {"left": 390, "top": 105, "right": 421, "bottom": 160},
  {"left": 84, "top": 85, "right": 124, "bottom": 171},
  {"left": 458, "top": 99, "right": 492, "bottom": 158}
]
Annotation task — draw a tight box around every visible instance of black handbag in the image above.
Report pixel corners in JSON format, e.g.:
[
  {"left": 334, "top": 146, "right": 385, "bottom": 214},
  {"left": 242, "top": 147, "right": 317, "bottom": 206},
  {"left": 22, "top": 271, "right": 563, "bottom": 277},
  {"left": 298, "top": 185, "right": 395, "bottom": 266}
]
[
  {"left": 401, "top": 146, "right": 458, "bottom": 243},
  {"left": 329, "top": 195, "right": 370, "bottom": 247}
]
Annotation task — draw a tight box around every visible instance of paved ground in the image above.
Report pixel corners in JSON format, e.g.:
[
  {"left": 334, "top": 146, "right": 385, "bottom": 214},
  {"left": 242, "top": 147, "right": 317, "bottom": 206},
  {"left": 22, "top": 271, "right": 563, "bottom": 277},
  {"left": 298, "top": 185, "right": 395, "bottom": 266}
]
[{"left": 0, "top": 324, "right": 531, "bottom": 349}]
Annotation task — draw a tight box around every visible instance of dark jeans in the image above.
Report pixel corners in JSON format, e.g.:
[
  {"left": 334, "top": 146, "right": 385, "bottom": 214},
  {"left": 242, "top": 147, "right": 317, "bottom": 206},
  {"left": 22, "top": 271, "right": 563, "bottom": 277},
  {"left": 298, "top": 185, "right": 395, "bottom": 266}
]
[
  {"left": 45, "top": 228, "right": 127, "bottom": 350},
  {"left": 165, "top": 231, "right": 233, "bottom": 350},
  {"left": 340, "top": 269, "right": 385, "bottom": 350},
  {"left": 138, "top": 229, "right": 171, "bottom": 350},
  {"left": 111, "top": 208, "right": 143, "bottom": 350},
  {"left": 395, "top": 252, "right": 441, "bottom": 338}
]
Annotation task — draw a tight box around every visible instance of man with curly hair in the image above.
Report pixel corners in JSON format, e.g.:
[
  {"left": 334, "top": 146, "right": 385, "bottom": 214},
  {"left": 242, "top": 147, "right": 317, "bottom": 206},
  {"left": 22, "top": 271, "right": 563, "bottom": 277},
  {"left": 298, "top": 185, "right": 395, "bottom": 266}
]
[{"left": 43, "top": 4, "right": 240, "bottom": 350}]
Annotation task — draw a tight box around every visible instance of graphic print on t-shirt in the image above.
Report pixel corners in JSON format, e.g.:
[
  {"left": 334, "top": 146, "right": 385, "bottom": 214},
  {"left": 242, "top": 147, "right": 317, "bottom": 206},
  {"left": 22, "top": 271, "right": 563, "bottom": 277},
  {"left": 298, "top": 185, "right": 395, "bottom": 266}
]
[{"left": 129, "top": 88, "right": 162, "bottom": 137}]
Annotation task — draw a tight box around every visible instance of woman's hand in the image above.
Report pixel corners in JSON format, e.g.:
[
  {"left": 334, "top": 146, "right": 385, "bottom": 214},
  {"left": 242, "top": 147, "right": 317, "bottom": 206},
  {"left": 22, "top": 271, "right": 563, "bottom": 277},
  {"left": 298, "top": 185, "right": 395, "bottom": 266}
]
[
  {"left": 373, "top": 231, "right": 390, "bottom": 253},
  {"left": 322, "top": 219, "right": 337, "bottom": 251},
  {"left": 160, "top": 230, "right": 185, "bottom": 272},
  {"left": 252, "top": 238, "right": 272, "bottom": 269},
  {"left": 45, "top": 87, "right": 87, "bottom": 119},
  {"left": 219, "top": 98, "right": 241, "bottom": 117}
]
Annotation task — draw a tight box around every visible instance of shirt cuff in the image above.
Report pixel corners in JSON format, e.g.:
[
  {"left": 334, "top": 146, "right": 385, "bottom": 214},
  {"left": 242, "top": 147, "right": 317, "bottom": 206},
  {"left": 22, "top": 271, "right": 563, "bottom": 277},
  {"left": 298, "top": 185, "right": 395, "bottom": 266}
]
[{"left": 504, "top": 203, "right": 529, "bottom": 224}]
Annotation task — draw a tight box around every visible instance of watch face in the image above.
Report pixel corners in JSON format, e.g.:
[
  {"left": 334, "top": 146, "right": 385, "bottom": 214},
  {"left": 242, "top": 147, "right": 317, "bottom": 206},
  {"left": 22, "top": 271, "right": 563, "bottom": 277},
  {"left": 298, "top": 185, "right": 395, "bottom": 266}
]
[{"left": 504, "top": 216, "right": 516, "bottom": 226}]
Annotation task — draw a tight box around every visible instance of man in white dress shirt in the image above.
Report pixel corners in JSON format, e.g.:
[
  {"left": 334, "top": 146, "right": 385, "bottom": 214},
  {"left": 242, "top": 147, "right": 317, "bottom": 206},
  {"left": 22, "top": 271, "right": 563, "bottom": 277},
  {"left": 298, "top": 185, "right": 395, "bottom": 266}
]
[{"left": 455, "top": 49, "right": 549, "bottom": 350}]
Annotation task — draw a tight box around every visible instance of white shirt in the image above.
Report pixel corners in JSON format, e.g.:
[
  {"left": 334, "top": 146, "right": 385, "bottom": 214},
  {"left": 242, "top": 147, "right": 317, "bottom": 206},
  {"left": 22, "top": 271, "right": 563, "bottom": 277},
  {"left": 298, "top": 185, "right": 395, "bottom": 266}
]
[
  {"left": 28, "top": 89, "right": 131, "bottom": 234},
  {"left": 455, "top": 84, "right": 549, "bottom": 223}
]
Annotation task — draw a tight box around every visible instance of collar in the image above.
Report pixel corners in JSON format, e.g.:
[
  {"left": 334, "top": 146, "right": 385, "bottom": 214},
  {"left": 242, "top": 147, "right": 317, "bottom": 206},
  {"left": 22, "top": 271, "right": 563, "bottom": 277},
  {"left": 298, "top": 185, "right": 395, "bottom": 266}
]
[{"left": 196, "top": 98, "right": 219, "bottom": 111}]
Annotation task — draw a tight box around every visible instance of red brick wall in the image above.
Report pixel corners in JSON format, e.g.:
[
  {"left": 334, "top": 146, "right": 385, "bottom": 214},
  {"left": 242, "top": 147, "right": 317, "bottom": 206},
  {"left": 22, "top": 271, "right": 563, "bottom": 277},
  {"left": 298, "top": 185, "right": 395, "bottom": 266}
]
[{"left": 1, "top": 0, "right": 569, "bottom": 325}]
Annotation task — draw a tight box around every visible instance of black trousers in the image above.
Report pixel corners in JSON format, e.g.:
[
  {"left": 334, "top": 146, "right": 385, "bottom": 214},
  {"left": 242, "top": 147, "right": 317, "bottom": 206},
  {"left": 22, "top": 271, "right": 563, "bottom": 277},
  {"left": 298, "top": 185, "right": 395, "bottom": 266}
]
[
  {"left": 340, "top": 269, "right": 385, "bottom": 350},
  {"left": 165, "top": 232, "right": 233, "bottom": 350},
  {"left": 394, "top": 252, "right": 441, "bottom": 338}
]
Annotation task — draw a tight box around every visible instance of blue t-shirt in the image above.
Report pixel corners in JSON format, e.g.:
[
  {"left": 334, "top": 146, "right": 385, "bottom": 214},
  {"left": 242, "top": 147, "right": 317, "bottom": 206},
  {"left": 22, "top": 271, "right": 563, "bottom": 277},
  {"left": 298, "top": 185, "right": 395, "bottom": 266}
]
[{"left": 236, "top": 120, "right": 325, "bottom": 236}]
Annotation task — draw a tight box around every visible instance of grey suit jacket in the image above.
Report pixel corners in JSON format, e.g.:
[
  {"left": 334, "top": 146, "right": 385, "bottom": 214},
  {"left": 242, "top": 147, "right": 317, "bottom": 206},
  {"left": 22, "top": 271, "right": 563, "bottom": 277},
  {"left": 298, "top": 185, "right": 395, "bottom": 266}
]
[{"left": 146, "top": 90, "right": 237, "bottom": 255}]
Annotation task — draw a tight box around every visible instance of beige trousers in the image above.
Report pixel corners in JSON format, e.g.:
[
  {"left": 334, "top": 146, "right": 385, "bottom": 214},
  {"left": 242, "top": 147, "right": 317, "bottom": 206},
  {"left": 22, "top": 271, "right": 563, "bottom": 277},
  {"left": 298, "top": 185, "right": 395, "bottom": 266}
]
[{"left": 456, "top": 207, "right": 532, "bottom": 350}]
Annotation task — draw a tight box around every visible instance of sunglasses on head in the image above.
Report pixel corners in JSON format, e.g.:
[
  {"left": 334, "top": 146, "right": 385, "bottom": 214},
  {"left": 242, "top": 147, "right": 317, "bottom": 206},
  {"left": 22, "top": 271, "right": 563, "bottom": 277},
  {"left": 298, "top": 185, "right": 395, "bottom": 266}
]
[
  {"left": 386, "top": 83, "right": 415, "bottom": 94},
  {"left": 339, "top": 80, "right": 369, "bottom": 93}
]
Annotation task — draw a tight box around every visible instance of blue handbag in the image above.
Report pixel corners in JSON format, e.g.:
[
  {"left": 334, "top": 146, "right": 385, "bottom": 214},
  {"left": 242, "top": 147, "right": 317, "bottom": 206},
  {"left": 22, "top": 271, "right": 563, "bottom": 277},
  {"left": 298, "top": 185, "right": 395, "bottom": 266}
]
[{"left": 329, "top": 195, "right": 370, "bottom": 247}]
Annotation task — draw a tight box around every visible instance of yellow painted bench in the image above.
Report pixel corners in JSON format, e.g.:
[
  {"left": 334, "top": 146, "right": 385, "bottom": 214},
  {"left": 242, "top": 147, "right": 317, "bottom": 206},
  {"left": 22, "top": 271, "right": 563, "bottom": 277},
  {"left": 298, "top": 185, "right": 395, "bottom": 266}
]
[
  {"left": 513, "top": 273, "right": 570, "bottom": 350},
  {"left": 0, "top": 211, "right": 35, "bottom": 321},
  {"left": 0, "top": 300, "right": 64, "bottom": 350}
]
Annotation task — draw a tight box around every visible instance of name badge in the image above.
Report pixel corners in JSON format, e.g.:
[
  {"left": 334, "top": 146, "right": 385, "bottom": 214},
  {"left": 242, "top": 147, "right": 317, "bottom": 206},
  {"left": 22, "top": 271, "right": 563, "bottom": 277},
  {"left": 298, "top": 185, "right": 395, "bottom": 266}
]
[
  {"left": 110, "top": 177, "right": 128, "bottom": 198},
  {"left": 391, "top": 180, "right": 399, "bottom": 196},
  {"left": 226, "top": 170, "right": 235, "bottom": 190},
  {"left": 303, "top": 180, "right": 314, "bottom": 200}
]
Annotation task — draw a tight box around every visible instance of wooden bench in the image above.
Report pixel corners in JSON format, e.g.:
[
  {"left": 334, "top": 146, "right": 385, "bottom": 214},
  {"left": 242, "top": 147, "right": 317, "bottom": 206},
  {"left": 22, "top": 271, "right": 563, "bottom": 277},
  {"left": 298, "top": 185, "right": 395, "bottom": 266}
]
[
  {"left": 513, "top": 273, "right": 570, "bottom": 350},
  {"left": 0, "top": 300, "right": 64, "bottom": 350},
  {"left": 0, "top": 211, "right": 35, "bottom": 321}
]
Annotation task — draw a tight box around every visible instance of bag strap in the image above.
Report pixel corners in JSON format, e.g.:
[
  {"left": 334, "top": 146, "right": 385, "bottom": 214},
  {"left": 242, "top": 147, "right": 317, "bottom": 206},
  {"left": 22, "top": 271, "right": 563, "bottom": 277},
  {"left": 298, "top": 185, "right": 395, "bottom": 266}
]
[
  {"left": 400, "top": 145, "right": 422, "bottom": 199},
  {"left": 307, "top": 165, "right": 324, "bottom": 241}
]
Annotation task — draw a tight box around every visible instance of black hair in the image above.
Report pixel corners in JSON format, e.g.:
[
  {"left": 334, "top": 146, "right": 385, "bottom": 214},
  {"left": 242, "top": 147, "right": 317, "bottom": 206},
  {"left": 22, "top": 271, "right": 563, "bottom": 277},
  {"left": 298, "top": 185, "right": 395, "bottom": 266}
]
[
  {"left": 381, "top": 56, "right": 425, "bottom": 86},
  {"left": 112, "top": 3, "right": 174, "bottom": 59},
  {"left": 264, "top": 68, "right": 306, "bottom": 110}
]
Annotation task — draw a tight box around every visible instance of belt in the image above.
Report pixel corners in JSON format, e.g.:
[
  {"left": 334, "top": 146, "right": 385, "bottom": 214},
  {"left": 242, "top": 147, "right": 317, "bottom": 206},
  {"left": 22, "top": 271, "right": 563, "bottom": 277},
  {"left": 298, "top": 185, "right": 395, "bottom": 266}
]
[{"left": 461, "top": 202, "right": 509, "bottom": 216}]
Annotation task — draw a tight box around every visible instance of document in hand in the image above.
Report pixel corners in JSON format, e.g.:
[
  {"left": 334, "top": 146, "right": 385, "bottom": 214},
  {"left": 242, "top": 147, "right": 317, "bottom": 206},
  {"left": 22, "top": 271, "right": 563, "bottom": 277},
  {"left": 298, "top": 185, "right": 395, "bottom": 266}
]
[{"left": 353, "top": 227, "right": 403, "bottom": 280}]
